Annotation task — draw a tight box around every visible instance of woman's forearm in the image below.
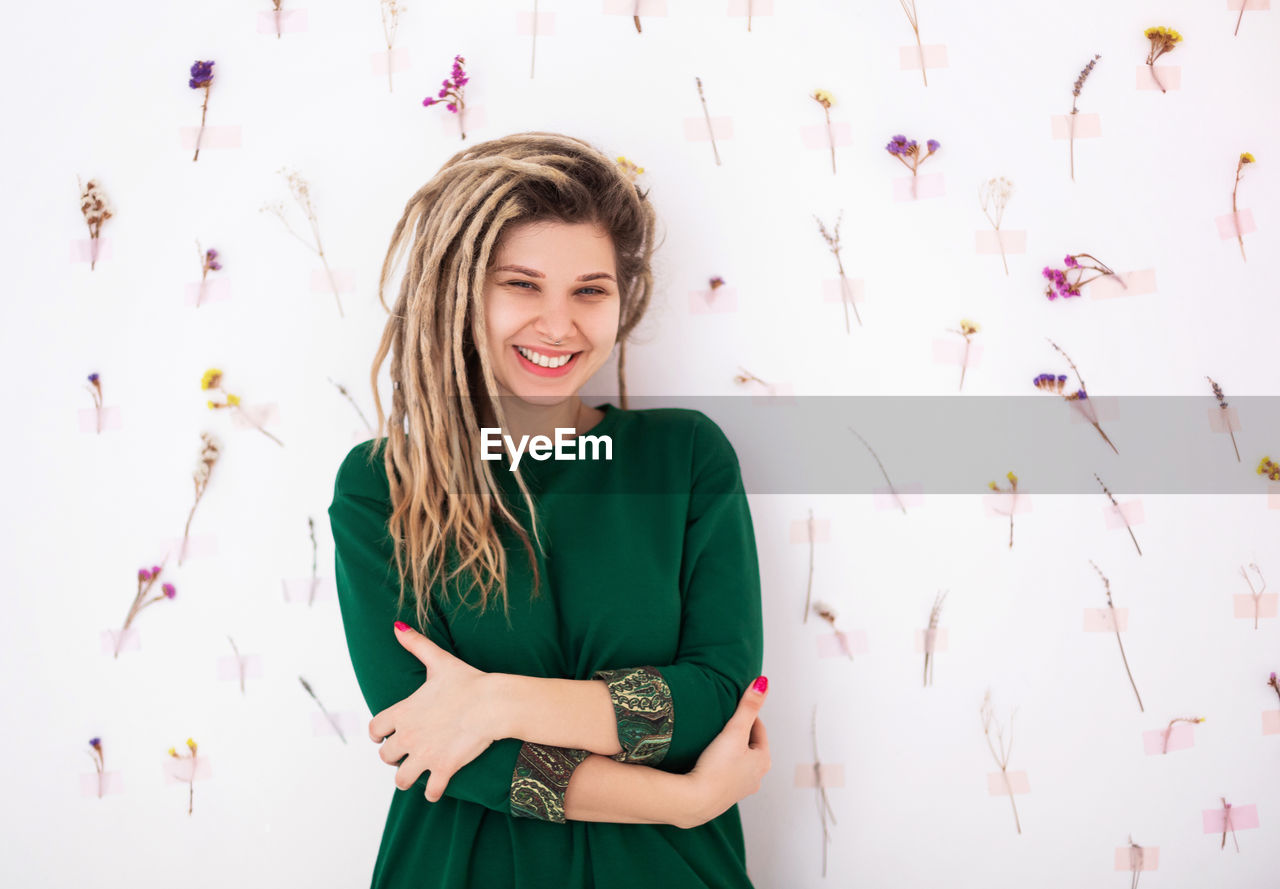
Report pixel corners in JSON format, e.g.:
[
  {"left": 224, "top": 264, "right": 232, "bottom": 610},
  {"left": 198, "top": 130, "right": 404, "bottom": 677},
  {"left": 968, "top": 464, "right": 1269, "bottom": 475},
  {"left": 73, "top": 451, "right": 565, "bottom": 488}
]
[
  {"left": 562, "top": 753, "right": 698, "bottom": 827},
  {"left": 488, "top": 673, "right": 623, "bottom": 756}
]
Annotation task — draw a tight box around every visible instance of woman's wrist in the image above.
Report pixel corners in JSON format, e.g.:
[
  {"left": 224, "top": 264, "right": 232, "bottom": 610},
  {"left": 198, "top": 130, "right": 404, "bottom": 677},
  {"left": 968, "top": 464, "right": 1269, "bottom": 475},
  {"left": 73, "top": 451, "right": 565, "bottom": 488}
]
[{"left": 562, "top": 754, "right": 706, "bottom": 828}]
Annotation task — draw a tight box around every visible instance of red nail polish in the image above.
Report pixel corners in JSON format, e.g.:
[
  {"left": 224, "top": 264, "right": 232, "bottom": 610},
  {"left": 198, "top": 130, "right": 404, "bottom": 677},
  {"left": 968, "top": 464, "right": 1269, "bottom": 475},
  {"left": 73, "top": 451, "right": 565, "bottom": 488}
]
[
  {"left": 394, "top": 621, "right": 409, "bottom": 632},
  {"left": 752, "top": 675, "right": 768, "bottom": 694}
]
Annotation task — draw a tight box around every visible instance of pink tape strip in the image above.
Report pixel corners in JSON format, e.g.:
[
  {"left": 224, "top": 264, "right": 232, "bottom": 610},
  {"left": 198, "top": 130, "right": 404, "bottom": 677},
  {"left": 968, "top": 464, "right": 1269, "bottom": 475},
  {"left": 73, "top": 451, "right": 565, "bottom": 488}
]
[
  {"left": 898, "top": 44, "right": 949, "bottom": 69},
  {"left": 1215, "top": 209, "right": 1257, "bottom": 239},
  {"left": 309, "top": 268, "right": 357, "bottom": 293},
  {"left": 982, "top": 492, "right": 1033, "bottom": 517},
  {"left": 1051, "top": 113, "right": 1102, "bottom": 139},
  {"left": 163, "top": 756, "right": 212, "bottom": 784},
  {"left": 682, "top": 115, "right": 734, "bottom": 142},
  {"left": 914, "top": 627, "right": 949, "bottom": 653},
  {"left": 101, "top": 628, "right": 140, "bottom": 654},
  {"left": 369, "top": 47, "right": 411, "bottom": 75},
  {"left": 1263, "top": 711, "right": 1280, "bottom": 735},
  {"left": 748, "top": 382, "right": 796, "bottom": 403},
  {"left": 1136, "top": 65, "right": 1182, "bottom": 91},
  {"left": 821, "top": 277, "right": 865, "bottom": 305},
  {"left": 1103, "top": 500, "right": 1145, "bottom": 530},
  {"left": 437, "top": 105, "right": 487, "bottom": 135},
  {"left": 893, "top": 172, "right": 946, "bottom": 201},
  {"left": 229, "top": 402, "right": 280, "bottom": 430},
  {"left": 800, "top": 121, "right": 853, "bottom": 150},
  {"left": 160, "top": 532, "right": 218, "bottom": 561},
  {"left": 179, "top": 126, "right": 243, "bottom": 150},
  {"left": 1270, "top": 486, "right": 1280, "bottom": 510},
  {"left": 1141, "top": 722, "right": 1195, "bottom": 755},
  {"left": 975, "top": 229, "right": 1027, "bottom": 255},
  {"left": 216, "top": 654, "right": 264, "bottom": 681},
  {"left": 71, "top": 238, "right": 113, "bottom": 263},
  {"left": 312, "top": 711, "right": 362, "bottom": 737},
  {"left": 256, "top": 9, "right": 308, "bottom": 34},
  {"left": 873, "top": 482, "right": 924, "bottom": 510},
  {"left": 1066, "top": 395, "right": 1121, "bottom": 425},
  {"left": 1207, "top": 405, "right": 1242, "bottom": 434},
  {"left": 688, "top": 287, "right": 738, "bottom": 314},
  {"left": 1233, "top": 594, "right": 1278, "bottom": 619},
  {"left": 1087, "top": 268, "right": 1158, "bottom": 299},
  {"left": 184, "top": 278, "right": 232, "bottom": 307},
  {"left": 80, "top": 771, "right": 125, "bottom": 797},
  {"left": 816, "top": 629, "right": 868, "bottom": 659},
  {"left": 1228, "top": 0, "right": 1271, "bottom": 8},
  {"left": 1202, "top": 803, "right": 1259, "bottom": 832},
  {"left": 728, "top": 0, "right": 775, "bottom": 14},
  {"left": 789, "top": 516, "right": 831, "bottom": 544},
  {"left": 794, "top": 762, "right": 844, "bottom": 788},
  {"left": 77, "top": 406, "right": 124, "bottom": 433},
  {"left": 1083, "top": 607, "right": 1129, "bottom": 632},
  {"left": 516, "top": 10, "right": 556, "bottom": 35},
  {"left": 1113, "top": 846, "right": 1159, "bottom": 871},
  {"left": 282, "top": 577, "right": 336, "bottom": 603},
  {"left": 987, "top": 770, "right": 1030, "bottom": 795},
  {"left": 931, "top": 339, "right": 984, "bottom": 368},
  {"left": 604, "top": 0, "right": 667, "bottom": 14}
]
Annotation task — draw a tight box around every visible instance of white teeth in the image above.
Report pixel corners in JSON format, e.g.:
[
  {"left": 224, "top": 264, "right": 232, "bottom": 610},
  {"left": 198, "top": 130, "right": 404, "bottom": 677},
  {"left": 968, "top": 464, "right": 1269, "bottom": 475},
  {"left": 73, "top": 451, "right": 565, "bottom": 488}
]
[{"left": 516, "top": 345, "right": 574, "bottom": 368}]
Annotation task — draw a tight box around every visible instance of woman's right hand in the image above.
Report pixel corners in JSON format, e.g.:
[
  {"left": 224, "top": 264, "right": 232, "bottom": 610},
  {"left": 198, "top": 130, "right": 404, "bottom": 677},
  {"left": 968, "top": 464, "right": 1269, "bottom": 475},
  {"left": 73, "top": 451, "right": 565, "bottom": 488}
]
[{"left": 682, "top": 677, "right": 771, "bottom": 829}]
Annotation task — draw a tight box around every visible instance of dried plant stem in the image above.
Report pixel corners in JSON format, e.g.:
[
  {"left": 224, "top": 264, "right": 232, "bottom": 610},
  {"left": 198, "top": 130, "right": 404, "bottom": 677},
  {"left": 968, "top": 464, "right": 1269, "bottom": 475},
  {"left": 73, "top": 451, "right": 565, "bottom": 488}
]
[
  {"left": 88, "top": 749, "right": 105, "bottom": 798},
  {"left": 803, "top": 508, "right": 815, "bottom": 623},
  {"left": 923, "top": 590, "right": 947, "bottom": 687},
  {"left": 1162, "top": 716, "right": 1199, "bottom": 754},
  {"left": 811, "top": 705, "right": 838, "bottom": 877},
  {"left": 1235, "top": 4, "right": 1246, "bottom": 37},
  {"left": 980, "top": 691, "right": 1021, "bottom": 834},
  {"left": 695, "top": 77, "right": 721, "bottom": 166},
  {"left": 898, "top": 0, "right": 927, "bottom": 86},
  {"left": 308, "top": 517, "right": 320, "bottom": 606},
  {"left": 530, "top": 0, "right": 539, "bottom": 78},
  {"left": 1232, "top": 166, "right": 1247, "bottom": 262},
  {"left": 1206, "top": 376, "right": 1241, "bottom": 461},
  {"left": 1240, "top": 562, "right": 1265, "bottom": 630},
  {"left": 381, "top": 1, "right": 401, "bottom": 92},
  {"left": 186, "top": 759, "right": 196, "bottom": 814},
  {"left": 1221, "top": 798, "right": 1240, "bottom": 851},
  {"left": 233, "top": 403, "right": 285, "bottom": 447},
  {"left": 228, "top": 635, "right": 247, "bottom": 695},
  {"left": 193, "top": 86, "right": 211, "bottom": 162},
  {"left": 1147, "top": 62, "right": 1166, "bottom": 94},
  {"left": 328, "top": 377, "right": 375, "bottom": 433},
  {"left": 748, "top": 0, "right": 753, "bottom": 32},
  {"left": 1127, "top": 835, "right": 1144, "bottom": 889},
  {"left": 273, "top": 1, "right": 283, "bottom": 39},
  {"left": 848, "top": 426, "right": 907, "bottom": 514},
  {"left": 823, "top": 104, "right": 836, "bottom": 174},
  {"left": 1047, "top": 339, "right": 1120, "bottom": 455},
  {"left": 815, "top": 212, "right": 861, "bottom": 330},
  {"left": 1095, "top": 474, "right": 1141, "bottom": 555},
  {"left": 1090, "top": 560, "right": 1144, "bottom": 712},
  {"left": 116, "top": 556, "right": 170, "bottom": 657},
  {"left": 300, "top": 677, "right": 347, "bottom": 743},
  {"left": 1069, "top": 105, "right": 1078, "bottom": 183},
  {"left": 633, "top": 2, "right": 641, "bottom": 33}
]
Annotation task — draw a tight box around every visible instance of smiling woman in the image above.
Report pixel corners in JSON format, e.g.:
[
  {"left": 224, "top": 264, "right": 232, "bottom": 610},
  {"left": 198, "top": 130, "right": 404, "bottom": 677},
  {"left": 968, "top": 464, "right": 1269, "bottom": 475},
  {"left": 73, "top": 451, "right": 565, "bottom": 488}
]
[{"left": 329, "top": 133, "right": 768, "bottom": 889}]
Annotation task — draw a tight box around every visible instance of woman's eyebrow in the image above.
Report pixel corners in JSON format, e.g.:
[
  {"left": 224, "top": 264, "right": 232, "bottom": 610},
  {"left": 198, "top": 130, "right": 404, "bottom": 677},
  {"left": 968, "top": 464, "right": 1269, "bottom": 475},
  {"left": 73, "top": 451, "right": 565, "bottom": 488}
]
[{"left": 492, "top": 264, "right": 616, "bottom": 282}]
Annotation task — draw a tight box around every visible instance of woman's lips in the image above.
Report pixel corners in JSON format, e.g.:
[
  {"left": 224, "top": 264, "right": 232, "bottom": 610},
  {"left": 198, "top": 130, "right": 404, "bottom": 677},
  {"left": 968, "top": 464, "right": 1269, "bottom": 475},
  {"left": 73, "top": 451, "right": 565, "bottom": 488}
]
[{"left": 513, "top": 345, "right": 581, "bottom": 377}]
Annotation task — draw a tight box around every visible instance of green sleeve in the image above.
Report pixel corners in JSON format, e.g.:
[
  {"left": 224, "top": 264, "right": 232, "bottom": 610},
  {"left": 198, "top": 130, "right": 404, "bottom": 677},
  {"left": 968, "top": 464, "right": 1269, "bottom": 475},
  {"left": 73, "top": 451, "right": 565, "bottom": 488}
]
[
  {"left": 328, "top": 443, "right": 590, "bottom": 823},
  {"left": 592, "top": 415, "right": 765, "bottom": 775}
]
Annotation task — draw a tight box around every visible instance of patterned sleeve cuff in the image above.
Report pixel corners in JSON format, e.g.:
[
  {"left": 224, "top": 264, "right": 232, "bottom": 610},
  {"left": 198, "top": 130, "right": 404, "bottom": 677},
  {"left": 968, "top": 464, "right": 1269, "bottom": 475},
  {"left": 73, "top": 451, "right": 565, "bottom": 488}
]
[
  {"left": 510, "top": 741, "right": 591, "bottom": 823},
  {"left": 592, "top": 665, "right": 674, "bottom": 766}
]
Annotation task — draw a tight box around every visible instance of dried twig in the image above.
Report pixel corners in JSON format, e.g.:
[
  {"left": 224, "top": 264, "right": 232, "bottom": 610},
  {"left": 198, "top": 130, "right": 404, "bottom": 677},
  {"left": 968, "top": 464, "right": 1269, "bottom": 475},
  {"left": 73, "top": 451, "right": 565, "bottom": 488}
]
[{"left": 1089, "top": 560, "right": 1144, "bottom": 712}]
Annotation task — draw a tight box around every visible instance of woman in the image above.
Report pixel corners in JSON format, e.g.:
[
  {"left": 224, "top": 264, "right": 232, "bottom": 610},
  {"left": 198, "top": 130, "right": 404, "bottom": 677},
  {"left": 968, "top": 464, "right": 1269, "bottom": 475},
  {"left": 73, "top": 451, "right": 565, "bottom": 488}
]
[{"left": 328, "top": 132, "right": 770, "bottom": 888}]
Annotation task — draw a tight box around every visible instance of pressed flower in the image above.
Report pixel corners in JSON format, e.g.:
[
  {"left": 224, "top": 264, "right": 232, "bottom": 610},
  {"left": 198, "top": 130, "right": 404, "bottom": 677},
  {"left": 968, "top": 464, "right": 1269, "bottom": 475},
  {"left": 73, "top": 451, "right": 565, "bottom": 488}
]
[
  {"left": 694, "top": 77, "right": 722, "bottom": 166},
  {"left": 1207, "top": 376, "right": 1241, "bottom": 462},
  {"left": 810, "top": 90, "right": 838, "bottom": 175},
  {"left": 947, "top": 318, "right": 980, "bottom": 391},
  {"left": 1231, "top": 152, "right": 1255, "bottom": 262},
  {"left": 615, "top": 156, "right": 645, "bottom": 183},
  {"left": 85, "top": 371, "right": 105, "bottom": 434},
  {"left": 988, "top": 470, "right": 1019, "bottom": 548},
  {"left": 202, "top": 369, "right": 283, "bottom": 447},
  {"left": 1067, "top": 54, "right": 1101, "bottom": 182},
  {"left": 815, "top": 211, "right": 860, "bottom": 331},
  {"left": 422, "top": 54, "right": 469, "bottom": 140},
  {"left": 885, "top": 134, "right": 940, "bottom": 199},
  {"left": 1090, "top": 561, "right": 1144, "bottom": 711},
  {"left": 1143, "top": 27, "right": 1181, "bottom": 94},
  {"left": 1041, "top": 252, "right": 1123, "bottom": 299},
  {"left": 979, "top": 176, "right": 1015, "bottom": 275},
  {"left": 260, "top": 167, "right": 344, "bottom": 317},
  {"left": 380, "top": 0, "right": 405, "bottom": 92},
  {"left": 1258, "top": 456, "right": 1280, "bottom": 482},
  {"left": 179, "top": 431, "right": 222, "bottom": 566},
  {"left": 1037, "top": 340, "right": 1120, "bottom": 455},
  {"left": 115, "top": 559, "right": 176, "bottom": 658},
  {"left": 188, "top": 60, "right": 216, "bottom": 162},
  {"left": 897, "top": 0, "right": 929, "bottom": 87},
  {"left": 980, "top": 689, "right": 1022, "bottom": 834},
  {"left": 77, "top": 177, "right": 113, "bottom": 271}
]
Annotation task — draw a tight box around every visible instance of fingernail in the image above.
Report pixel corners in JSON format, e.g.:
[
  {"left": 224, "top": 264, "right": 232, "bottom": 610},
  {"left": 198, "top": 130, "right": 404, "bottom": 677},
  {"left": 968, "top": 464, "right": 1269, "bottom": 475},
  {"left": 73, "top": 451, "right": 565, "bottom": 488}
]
[
  {"left": 394, "top": 621, "right": 409, "bottom": 632},
  {"left": 752, "top": 675, "right": 768, "bottom": 694}
]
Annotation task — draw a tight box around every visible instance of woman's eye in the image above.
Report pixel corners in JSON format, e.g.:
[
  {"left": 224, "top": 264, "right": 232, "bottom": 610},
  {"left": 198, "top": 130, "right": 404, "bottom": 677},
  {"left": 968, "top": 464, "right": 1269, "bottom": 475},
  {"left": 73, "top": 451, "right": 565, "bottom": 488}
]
[{"left": 504, "top": 281, "right": 606, "bottom": 297}]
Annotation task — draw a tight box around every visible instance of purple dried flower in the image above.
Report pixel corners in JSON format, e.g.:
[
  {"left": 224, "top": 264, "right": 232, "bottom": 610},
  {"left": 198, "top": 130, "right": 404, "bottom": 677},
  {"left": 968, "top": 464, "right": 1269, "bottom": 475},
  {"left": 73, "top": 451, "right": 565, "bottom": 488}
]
[
  {"left": 188, "top": 60, "right": 214, "bottom": 90},
  {"left": 1064, "top": 254, "right": 1079, "bottom": 268},
  {"left": 88, "top": 372, "right": 99, "bottom": 383},
  {"left": 138, "top": 567, "right": 151, "bottom": 581},
  {"left": 90, "top": 737, "right": 101, "bottom": 748},
  {"left": 163, "top": 583, "right": 177, "bottom": 599},
  {"left": 926, "top": 139, "right": 940, "bottom": 152}
]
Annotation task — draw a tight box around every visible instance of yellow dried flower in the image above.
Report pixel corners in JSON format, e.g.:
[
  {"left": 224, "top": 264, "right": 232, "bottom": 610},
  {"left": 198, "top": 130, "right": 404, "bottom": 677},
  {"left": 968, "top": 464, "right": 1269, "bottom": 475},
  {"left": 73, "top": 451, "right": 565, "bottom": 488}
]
[
  {"left": 1241, "top": 152, "right": 1255, "bottom": 164},
  {"left": 206, "top": 400, "right": 216, "bottom": 409},
  {"left": 201, "top": 368, "right": 222, "bottom": 390},
  {"left": 1258, "top": 456, "right": 1280, "bottom": 481},
  {"left": 186, "top": 738, "right": 197, "bottom": 752},
  {"left": 988, "top": 480, "right": 998, "bottom": 491},
  {"left": 226, "top": 393, "right": 240, "bottom": 407},
  {"left": 811, "top": 89, "right": 834, "bottom": 109},
  {"left": 1006, "top": 471, "right": 1018, "bottom": 484},
  {"left": 959, "top": 319, "right": 980, "bottom": 335},
  {"left": 614, "top": 156, "right": 645, "bottom": 182},
  {"left": 168, "top": 747, "right": 178, "bottom": 757}
]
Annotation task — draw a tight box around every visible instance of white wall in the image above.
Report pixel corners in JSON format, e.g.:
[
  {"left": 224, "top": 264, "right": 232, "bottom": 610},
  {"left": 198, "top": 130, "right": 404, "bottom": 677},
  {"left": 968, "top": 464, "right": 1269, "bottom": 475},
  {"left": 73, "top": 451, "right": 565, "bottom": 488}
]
[{"left": 3, "top": 1, "right": 1277, "bottom": 886}]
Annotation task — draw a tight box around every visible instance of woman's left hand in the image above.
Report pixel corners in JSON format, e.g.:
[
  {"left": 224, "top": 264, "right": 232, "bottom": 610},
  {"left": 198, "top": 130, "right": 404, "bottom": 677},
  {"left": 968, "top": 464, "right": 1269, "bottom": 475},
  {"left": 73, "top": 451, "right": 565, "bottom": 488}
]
[{"left": 368, "top": 621, "right": 501, "bottom": 802}]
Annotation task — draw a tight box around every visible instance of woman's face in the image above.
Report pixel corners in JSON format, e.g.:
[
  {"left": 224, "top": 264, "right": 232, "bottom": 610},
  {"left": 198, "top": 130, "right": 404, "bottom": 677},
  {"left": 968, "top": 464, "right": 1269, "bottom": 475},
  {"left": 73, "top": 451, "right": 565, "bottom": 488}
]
[{"left": 481, "top": 219, "right": 621, "bottom": 405}]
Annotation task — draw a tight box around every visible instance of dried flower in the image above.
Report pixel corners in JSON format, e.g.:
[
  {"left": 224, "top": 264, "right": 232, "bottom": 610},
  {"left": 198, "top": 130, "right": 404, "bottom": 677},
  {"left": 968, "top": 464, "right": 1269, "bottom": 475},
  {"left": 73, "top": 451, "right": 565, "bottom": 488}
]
[
  {"left": 168, "top": 737, "right": 199, "bottom": 815},
  {"left": 1161, "top": 715, "right": 1205, "bottom": 754},
  {"left": 809, "top": 705, "right": 838, "bottom": 877},
  {"left": 77, "top": 177, "right": 113, "bottom": 271},
  {"left": 980, "top": 689, "right": 1022, "bottom": 834},
  {"left": 188, "top": 60, "right": 215, "bottom": 162},
  {"left": 85, "top": 372, "right": 105, "bottom": 434},
  {"left": 979, "top": 177, "right": 1014, "bottom": 275},
  {"left": 1239, "top": 562, "right": 1267, "bottom": 630},
  {"left": 1231, "top": 152, "right": 1254, "bottom": 262},
  {"left": 194, "top": 241, "right": 222, "bottom": 309},
  {"left": 1143, "top": 27, "right": 1181, "bottom": 94},
  {"left": 1096, "top": 473, "right": 1142, "bottom": 556},
  {"left": 810, "top": 89, "right": 838, "bottom": 175},
  {"left": 1268, "top": 670, "right": 1280, "bottom": 706},
  {"left": 1041, "top": 252, "right": 1124, "bottom": 299},
  {"left": 922, "top": 590, "right": 947, "bottom": 686},
  {"left": 814, "top": 211, "right": 860, "bottom": 331},
  {"left": 885, "top": 134, "right": 940, "bottom": 199},
  {"left": 299, "top": 676, "right": 347, "bottom": 743},
  {"left": 1257, "top": 456, "right": 1280, "bottom": 482},
  {"left": 1207, "top": 376, "right": 1241, "bottom": 462},
  {"left": 423, "top": 54, "right": 470, "bottom": 139},
  {"left": 179, "top": 431, "right": 222, "bottom": 566},
  {"left": 615, "top": 156, "right": 645, "bottom": 183},
  {"left": 1219, "top": 797, "right": 1240, "bottom": 852},
  {"left": 1089, "top": 561, "right": 1144, "bottom": 711},
  {"left": 802, "top": 507, "right": 816, "bottom": 623},
  {"left": 1038, "top": 340, "right": 1120, "bottom": 455},
  {"left": 708, "top": 275, "right": 725, "bottom": 291},
  {"left": 260, "top": 166, "right": 344, "bottom": 317},
  {"left": 87, "top": 737, "right": 106, "bottom": 799},
  {"left": 1068, "top": 54, "right": 1101, "bottom": 182},
  {"left": 812, "top": 599, "right": 855, "bottom": 661},
  {"left": 695, "top": 77, "right": 722, "bottom": 166},
  {"left": 987, "top": 470, "right": 1018, "bottom": 548},
  {"left": 947, "top": 318, "right": 980, "bottom": 391},
  {"left": 380, "top": 0, "right": 405, "bottom": 92},
  {"left": 115, "top": 558, "right": 176, "bottom": 658}
]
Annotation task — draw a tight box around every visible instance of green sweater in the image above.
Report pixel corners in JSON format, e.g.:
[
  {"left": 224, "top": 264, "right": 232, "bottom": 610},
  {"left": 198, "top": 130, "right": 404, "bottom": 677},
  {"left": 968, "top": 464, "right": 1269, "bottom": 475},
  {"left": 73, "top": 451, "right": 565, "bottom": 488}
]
[{"left": 328, "top": 403, "right": 764, "bottom": 888}]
